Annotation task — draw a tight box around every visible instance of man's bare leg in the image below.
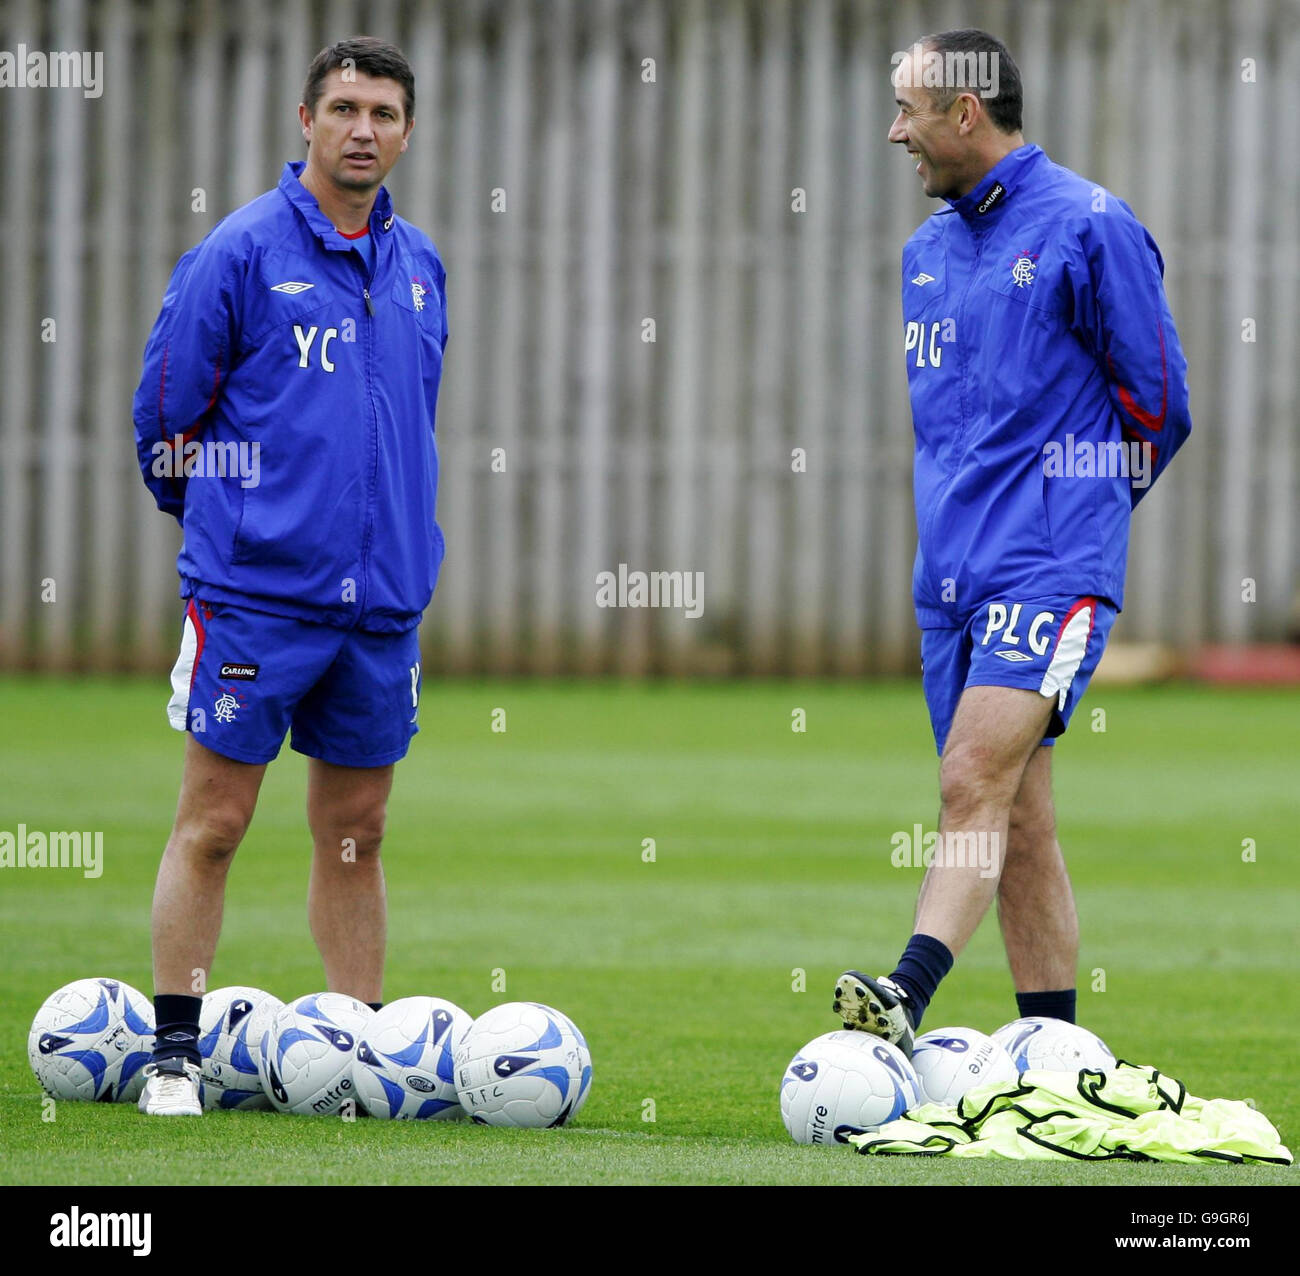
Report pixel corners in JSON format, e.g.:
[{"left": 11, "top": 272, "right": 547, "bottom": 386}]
[
  {"left": 914, "top": 686, "right": 1055, "bottom": 954},
  {"left": 998, "top": 745, "right": 1079, "bottom": 996},
  {"left": 836, "top": 685, "right": 1054, "bottom": 1044},
  {"left": 141, "top": 734, "right": 266, "bottom": 1113},
  {"left": 152, "top": 734, "right": 266, "bottom": 996},
  {"left": 306, "top": 758, "right": 393, "bottom": 1004}
]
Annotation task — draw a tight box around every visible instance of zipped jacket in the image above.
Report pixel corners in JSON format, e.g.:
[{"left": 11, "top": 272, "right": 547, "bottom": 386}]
[
  {"left": 901, "top": 144, "right": 1190, "bottom": 626},
  {"left": 134, "top": 160, "right": 448, "bottom": 633}
]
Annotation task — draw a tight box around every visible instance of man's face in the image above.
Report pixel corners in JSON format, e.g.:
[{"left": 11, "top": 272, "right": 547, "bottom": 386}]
[
  {"left": 300, "top": 69, "right": 412, "bottom": 193},
  {"left": 887, "top": 50, "right": 970, "bottom": 200}
]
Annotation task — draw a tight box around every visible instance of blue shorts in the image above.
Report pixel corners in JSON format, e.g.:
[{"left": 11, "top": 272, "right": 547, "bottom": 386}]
[
  {"left": 165, "top": 598, "right": 423, "bottom": 767},
  {"left": 920, "top": 595, "right": 1116, "bottom": 756}
]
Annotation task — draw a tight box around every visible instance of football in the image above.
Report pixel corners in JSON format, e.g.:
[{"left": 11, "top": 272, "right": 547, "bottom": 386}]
[
  {"left": 28, "top": 977, "right": 154, "bottom": 1103},
  {"left": 911, "top": 1026, "right": 1019, "bottom": 1106},
  {"left": 991, "top": 1017, "right": 1116, "bottom": 1073},
  {"left": 198, "top": 986, "right": 283, "bottom": 1110},
  {"left": 259, "top": 992, "right": 373, "bottom": 1116},
  {"left": 780, "top": 1031, "right": 922, "bottom": 1145},
  {"left": 454, "top": 1001, "right": 592, "bottom": 1127},
  {"left": 111, "top": 983, "right": 156, "bottom": 1104},
  {"left": 352, "top": 995, "right": 473, "bottom": 1119}
]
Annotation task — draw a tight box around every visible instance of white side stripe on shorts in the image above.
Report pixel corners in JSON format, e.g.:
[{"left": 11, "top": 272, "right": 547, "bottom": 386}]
[
  {"left": 1039, "top": 602, "right": 1095, "bottom": 710},
  {"left": 166, "top": 612, "right": 199, "bottom": 731}
]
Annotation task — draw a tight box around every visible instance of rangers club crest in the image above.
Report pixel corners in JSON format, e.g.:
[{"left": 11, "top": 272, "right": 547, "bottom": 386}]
[
  {"left": 1010, "top": 250, "right": 1038, "bottom": 288},
  {"left": 410, "top": 276, "right": 433, "bottom": 312},
  {"left": 213, "top": 685, "right": 248, "bottom": 724}
]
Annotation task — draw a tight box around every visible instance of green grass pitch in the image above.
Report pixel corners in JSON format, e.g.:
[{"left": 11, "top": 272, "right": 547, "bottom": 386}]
[{"left": 1, "top": 676, "right": 1295, "bottom": 1185}]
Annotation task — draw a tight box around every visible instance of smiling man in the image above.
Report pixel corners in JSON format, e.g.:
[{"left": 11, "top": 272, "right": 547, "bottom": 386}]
[
  {"left": 832, "top": 30, "right": 1191, "bottom": 1052},
  {"left": 132, "top": 38, "right": 448, "bottom": 1114}
]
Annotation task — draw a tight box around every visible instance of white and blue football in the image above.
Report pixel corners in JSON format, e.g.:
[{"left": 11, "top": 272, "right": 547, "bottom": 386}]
[
  {"left": 911, "top": 1026, "right": 1019, "bottom": 1106},
  {"left": 199, "top": 986, "right": 283, "bottom": 1110},
  {"left": 454, "top": 1001, "right": 592, "bottom": 1128},
  {"left": 111, "top": 982, "right": 156, "bottom": 1103},
  {"left": 29, "top": 977, "right": 154, "bottom": 1103},
  {"left": 780, "top": 1031, "right": 921, "bottom": 1146},
  {"left": 991, "top": 1017, "right": 1116, "bottom": 1074},
  {"left": 352, "top": 996, "right": 473, "bottom": 1119},
  {"left": 259, "top": 992, "right": 373, "bottom": 1116}
]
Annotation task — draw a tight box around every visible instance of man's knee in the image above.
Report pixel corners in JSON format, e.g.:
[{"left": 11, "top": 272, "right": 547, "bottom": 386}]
[
  {"left": 312, "top": 802, "right": 387, "bottom": 859},
  {"left": 170, "top": 806, "right": 250, "bottom": 865},
  {"left": 939, "top": 739, "right": 1019, "bottom": 817},
  {"left": 1008, "top": 802, "right": 1056, "bottom": 857}
]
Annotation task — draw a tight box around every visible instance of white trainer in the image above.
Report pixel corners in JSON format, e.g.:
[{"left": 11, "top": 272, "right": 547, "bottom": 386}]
[{"left": 136, "top": 1059, "right": 202, "bottom": 1116}]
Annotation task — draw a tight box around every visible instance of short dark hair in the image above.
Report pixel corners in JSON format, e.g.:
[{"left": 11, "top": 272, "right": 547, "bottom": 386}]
[
  {"left": 302, "top": 37, "right": 415, "bottom": 125},
  {"left": 917, "top": 29, "right": 1022, "bottom": 134}
]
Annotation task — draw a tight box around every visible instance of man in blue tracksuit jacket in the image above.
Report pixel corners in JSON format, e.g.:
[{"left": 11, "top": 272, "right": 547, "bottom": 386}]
[
  {"left": 833, "top": 30, "right": 1191, "bottom": 1054},
  {"left": 131, "top": 38, "right": 447, "bottom": 1114}
]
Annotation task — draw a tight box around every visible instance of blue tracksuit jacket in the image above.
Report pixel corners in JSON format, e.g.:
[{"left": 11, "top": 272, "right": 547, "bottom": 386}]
[
  {"left": 134, "top": 160, "right": 447, "bottom": 633},
  {"left": 901, "top": 144, "right": 1191, "bottom": 628}
]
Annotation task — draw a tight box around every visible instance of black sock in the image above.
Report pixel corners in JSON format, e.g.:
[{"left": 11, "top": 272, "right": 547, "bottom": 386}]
[
  {"left": 1015, "top": 988, "right": 1076, "bottom": 1024},
  {"left": 888, "top": 933, "right": 954, "bottom": 1031},
  {"left": 367, "top": 1002, "right": 383, "bottom": 1013},
  {"left": 152, "top": 994, "right": 203, "bottom": 1068}
]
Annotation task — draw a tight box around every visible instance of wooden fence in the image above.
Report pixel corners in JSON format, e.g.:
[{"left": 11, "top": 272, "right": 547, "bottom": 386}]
[{"left": 1, "top": 0, "right": 1295, "bottom": 673}]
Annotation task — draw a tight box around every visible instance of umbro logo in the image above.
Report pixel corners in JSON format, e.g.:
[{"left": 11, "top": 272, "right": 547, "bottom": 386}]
[
  {"left": 270, "top": 281, "right": 314, "bottom": 294},
  {"left": 910, "top": 272, "right": 935, "bottom": 286},
  {"left": 993, "top": 649, "right": 1034, "bottom": 662}
]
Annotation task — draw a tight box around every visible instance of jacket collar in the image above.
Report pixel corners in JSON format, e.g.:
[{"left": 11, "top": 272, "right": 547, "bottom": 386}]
[
  {"left": 946, "top": 144, "right": 1044, "bottom": 223},
  {"left": 278, "top": 160, "right": 396, "bottom": 250}
]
